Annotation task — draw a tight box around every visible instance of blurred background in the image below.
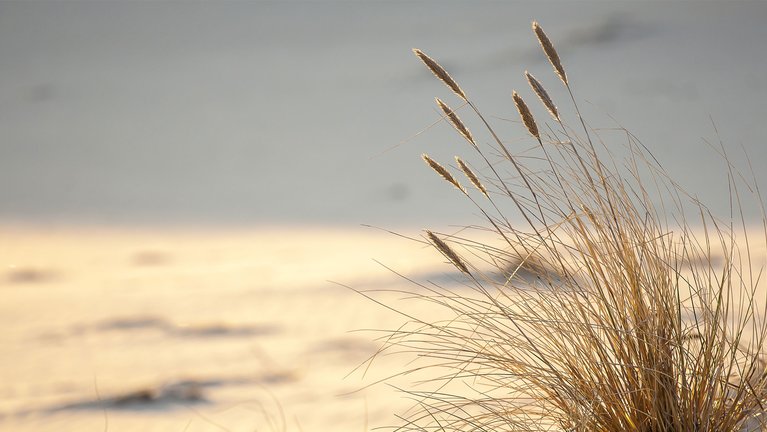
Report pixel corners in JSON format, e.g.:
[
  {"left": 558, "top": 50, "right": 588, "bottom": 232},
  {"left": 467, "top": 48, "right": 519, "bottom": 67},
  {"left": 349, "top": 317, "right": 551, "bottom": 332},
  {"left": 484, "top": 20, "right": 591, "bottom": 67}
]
[
  {"left": 1, "top": 1, "right": 766, "bottom": 431},
  {"left": 2, "top": 1, "right": 766, "bottom": 227}
]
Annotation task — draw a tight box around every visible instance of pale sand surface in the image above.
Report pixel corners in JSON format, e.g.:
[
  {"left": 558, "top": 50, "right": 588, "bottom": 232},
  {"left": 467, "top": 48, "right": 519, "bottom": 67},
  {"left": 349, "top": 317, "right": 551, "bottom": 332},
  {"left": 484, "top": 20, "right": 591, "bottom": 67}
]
[
  {"left": 1, "top": 224, "right": 765, "bottom": 431},
  {"left": 0, "top": 225, "right": 453, "bottom": 431}
]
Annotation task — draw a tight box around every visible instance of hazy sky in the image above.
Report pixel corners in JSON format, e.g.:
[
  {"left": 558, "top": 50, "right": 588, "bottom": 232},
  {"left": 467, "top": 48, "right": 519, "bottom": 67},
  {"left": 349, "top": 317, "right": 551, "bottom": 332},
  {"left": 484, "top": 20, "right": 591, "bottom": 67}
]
[{"left": 1, "top": 1, "right": 765, "bottom": 227}]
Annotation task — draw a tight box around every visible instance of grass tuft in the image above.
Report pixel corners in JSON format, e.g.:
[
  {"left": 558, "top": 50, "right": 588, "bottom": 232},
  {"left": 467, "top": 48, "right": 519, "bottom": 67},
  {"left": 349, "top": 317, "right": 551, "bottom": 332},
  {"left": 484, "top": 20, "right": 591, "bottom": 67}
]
[{"left": 376, "top": 20, "right": 767, "bottom": 432}]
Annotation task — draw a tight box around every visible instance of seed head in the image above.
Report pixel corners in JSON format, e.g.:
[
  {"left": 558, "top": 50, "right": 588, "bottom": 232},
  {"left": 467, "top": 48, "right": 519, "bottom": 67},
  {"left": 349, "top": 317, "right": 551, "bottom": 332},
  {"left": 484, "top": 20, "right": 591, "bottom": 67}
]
[
  {"left": 426, "top": 230, "right": 470, "bottom": 274},
  {"left": 422, "top": 154, "right": 466, "bottom": 194},
  {"left": 436, "top": 98, "right": 475, "bottom": 146},
  {"left": 526, "top": 71, "right": 559, "bottom": 120},
  {"left": 456, "top": 157, "right": 487, "bottom": 196},
  {"left": 413, "top": 48, "right": 467, "bottom": 101},
  {"left": 532, "top": 21, "right": 568, "bottom": 85},
  {"left": 512, "top": 91, "right": 539, "bottom": 139}
]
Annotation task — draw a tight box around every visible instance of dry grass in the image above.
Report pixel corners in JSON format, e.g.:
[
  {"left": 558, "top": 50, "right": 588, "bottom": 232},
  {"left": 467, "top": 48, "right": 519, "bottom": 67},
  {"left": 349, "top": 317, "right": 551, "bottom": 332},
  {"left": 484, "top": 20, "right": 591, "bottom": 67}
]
[
  {"left": 455, "top": 157, "right": 487, "bottom": 197},
  {"left": 422, "top": 154, "right": 466, "bottom": 195},
  {"left": 373, "top": 20, "right": 767, "bottom": 432},
  {"left": 533, "top": 20, "right": 567, "bottom": 85},
  {"left": 526, "top": 71, "right": 559, "bottom": 121},
  {"left": 413, "top": 48, "right": 467, "bottom": 102},
  {"left": 436, "top": 98, "right": 476, "bottom": 146}
]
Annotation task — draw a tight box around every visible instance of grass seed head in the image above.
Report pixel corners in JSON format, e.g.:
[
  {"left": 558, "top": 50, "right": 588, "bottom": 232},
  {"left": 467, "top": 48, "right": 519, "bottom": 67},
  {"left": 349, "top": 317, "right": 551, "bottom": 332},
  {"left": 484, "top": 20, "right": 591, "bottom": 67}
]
[
  {"left": 455, "top": 156, "right": 488, "bottom": 196},
  {"left": 532, "top": 21, "right": 568, "bottom": 85},
  {"left": 526, "top": 71, "right": 559, "bottom": 120},
  {"left": 422, "top": 154, "right": 466, "bottom": 194},
  {"left": 436, "top": 97, "right": 475, "bottom": 146},
  {"left": 425, "top": 230, "right": 470, "bottom": 274},
  {"left": 413, "top": 48, "right": 467, "bottom": 101},
  {"left": 512, "top": 91, "right": 539, "bottom": 139}
]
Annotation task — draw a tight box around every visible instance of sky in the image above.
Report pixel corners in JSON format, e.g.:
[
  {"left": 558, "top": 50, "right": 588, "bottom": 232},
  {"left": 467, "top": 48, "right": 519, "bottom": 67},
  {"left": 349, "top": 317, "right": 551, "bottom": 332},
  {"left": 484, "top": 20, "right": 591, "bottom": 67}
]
[{"left": 1, "top": 1, "right": 765, "bottom": 228}]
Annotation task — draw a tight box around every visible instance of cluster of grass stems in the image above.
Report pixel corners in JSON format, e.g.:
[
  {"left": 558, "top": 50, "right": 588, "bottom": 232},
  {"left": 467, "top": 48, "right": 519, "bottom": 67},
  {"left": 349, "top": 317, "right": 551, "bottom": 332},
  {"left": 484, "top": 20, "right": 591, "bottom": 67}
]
[{"left": 370, "top": 21, "right": 767, "bottom": 432}]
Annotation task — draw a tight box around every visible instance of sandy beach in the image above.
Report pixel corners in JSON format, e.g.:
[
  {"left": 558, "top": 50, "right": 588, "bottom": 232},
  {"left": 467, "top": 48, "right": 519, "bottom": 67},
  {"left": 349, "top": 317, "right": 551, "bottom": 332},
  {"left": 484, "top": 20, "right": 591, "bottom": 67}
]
[
  {"left": 2, "top": 223, "right": 765, "bottom": 431},
  {"left": 0, "top": 225, "right": 457, "bottom": 431},
  {"left": 2, "top": 1, "right": 767, "bottom": 430}
]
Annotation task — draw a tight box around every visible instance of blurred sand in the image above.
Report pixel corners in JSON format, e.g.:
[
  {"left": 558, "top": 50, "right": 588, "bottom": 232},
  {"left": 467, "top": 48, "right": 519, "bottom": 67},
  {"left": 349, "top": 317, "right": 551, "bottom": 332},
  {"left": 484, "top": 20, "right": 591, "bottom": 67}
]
[
  {"left": 0, "top": 225, "right": 452, "bottom": 431},
  {"left": 2, "top": 224, "right": 765, "bottom": 430}
]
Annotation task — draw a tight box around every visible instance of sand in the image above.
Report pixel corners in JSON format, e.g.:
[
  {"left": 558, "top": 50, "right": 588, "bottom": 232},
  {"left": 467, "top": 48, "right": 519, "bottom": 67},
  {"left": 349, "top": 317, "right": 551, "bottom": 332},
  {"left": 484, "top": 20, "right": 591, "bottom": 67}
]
[
  {"left": 0, "top": 225, "right": 454, "bottom": 431},
  {"left": 3, "top": 224, "right": 765, "bottom": 430}
]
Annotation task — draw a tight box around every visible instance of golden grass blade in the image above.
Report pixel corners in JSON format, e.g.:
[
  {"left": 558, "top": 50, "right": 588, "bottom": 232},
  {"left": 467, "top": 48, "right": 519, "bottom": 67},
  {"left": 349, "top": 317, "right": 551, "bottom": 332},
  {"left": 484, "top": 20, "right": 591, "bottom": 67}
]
[
  {"left": 525, "top": 71, "right": 559, "bottom": 120},
  {"left": 413, "top": 48, "right": 467, "bottom": 101},
  {"left": 455, "top": 156, "right": 487, "bottom": 197},
  {"left": 512, "top": 91, "right": 539, "bottom": 139},
  {"left": 422, "top": 154, "right": 465, "bottom": 194},
  {"left": 436, "top": 98, "right": 475, "bottom": 146},
  {"left": 532, "top": 21, "right": 568, "bottom": 85},
  {"left": 380, "top": 21, "right": 767, "bottom": 432},
  {"left": 425, "top": 230, "right": 470, "bottom": 274}
]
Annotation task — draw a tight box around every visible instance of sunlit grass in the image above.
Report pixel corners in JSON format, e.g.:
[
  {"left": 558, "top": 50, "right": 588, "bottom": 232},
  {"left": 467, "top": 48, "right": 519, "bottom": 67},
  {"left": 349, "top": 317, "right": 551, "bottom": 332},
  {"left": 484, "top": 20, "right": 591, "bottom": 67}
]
[{"left": 372, "top": 20, "right": 767, "bottom": 432}]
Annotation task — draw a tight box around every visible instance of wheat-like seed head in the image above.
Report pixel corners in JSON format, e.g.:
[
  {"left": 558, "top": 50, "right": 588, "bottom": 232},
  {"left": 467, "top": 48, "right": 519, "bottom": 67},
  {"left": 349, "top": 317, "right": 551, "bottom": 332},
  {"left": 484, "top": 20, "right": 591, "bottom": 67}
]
[
  {"left": 422, "top": 154, "right": 466, "bottom": 194},
  {"left": 512, "top": 91, "right": 539, "bottom": 139},
  {"left": 413, "top": 48, "right": 467, "bottom": 101},
  {"left": 436, "top": 98, "right": 475, "bottom": 146},
  {"left": 425, "top": 230, "right": 470, "bottom": 274},
  {"left": 455, "top": 156, "right": 487, "bottom": 197},
  {"left": 526, "top": 71, "right": 559, "bottom": 120},
  {"left": 532, "top": 21, "right": 568, "bottom": 85}
]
